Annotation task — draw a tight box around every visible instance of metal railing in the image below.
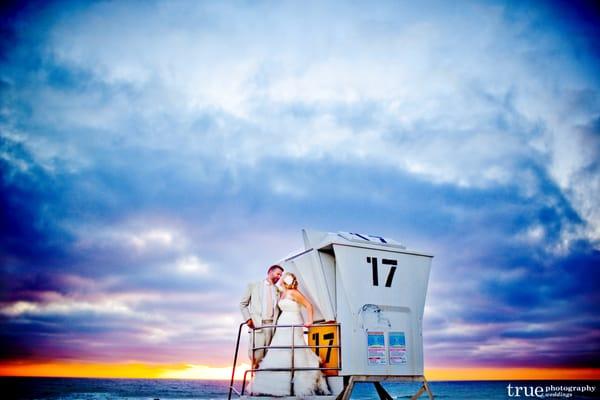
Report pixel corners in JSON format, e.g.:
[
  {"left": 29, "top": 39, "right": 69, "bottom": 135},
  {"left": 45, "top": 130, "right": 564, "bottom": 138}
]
[
  {"left": 228, "top": 322, "right": 248, "bottom": 399},
  {"left": 228, "top": 322, "right": 341, "bottom": 399}
]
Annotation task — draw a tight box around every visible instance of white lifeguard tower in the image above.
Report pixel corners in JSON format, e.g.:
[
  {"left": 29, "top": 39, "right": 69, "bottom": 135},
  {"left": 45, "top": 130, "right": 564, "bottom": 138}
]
[{"left": 229, "top": 229, "right": 434, "bottom": 400}]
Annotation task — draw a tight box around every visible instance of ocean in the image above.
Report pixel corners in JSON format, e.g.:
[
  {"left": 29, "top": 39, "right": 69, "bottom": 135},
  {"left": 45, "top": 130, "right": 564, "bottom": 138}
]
[{"left": 2, "top": 378, "right": 599, "bottom": 400}]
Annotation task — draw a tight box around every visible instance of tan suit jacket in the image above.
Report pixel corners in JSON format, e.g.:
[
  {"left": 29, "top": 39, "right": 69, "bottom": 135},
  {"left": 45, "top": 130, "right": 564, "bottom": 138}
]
[{"left": 240, "top": 280, "right": 281, "bottom": 329}]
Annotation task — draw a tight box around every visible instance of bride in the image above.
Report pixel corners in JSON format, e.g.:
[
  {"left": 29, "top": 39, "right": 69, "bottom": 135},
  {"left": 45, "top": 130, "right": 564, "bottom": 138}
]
[{"left": 250, "top": 272, "right": 331, "bottom": 397}]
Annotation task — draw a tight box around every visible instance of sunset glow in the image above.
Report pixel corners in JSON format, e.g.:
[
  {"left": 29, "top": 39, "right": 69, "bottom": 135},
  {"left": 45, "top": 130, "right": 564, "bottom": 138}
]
[
  {"left": 1, "top": 362, "right": 598, "bottom": 382},
  {"left": 424, "top": 368, "right": 600, "bottom": 382},
  {"left": 0, "top": 361, "right": 250, "bottom": 380}
]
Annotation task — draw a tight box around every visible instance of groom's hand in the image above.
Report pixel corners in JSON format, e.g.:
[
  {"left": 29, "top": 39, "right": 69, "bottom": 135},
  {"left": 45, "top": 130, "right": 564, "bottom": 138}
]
[{"left": 246, "top": 319, "right": 255, "bottom": 329}]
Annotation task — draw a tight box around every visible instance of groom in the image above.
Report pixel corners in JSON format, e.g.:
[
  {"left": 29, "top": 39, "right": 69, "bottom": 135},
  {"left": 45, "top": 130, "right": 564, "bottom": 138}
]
[{"left": 240, "top": 264, "right": 284, "bottom": 369}]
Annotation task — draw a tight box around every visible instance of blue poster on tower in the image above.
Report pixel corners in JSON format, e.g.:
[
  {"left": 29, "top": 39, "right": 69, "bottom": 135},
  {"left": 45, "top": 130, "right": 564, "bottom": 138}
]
[
  {"left": 389, "top": 332, "right": 407, "bottom": 365},
  {"left": 367, "top": 331, "right": 387, "bottom": 365}
]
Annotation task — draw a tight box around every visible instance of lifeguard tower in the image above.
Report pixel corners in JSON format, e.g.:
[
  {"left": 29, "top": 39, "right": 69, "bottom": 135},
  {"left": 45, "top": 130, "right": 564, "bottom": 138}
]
[{"left": 229, "top": 229, "right": 434, "bottom": 400}]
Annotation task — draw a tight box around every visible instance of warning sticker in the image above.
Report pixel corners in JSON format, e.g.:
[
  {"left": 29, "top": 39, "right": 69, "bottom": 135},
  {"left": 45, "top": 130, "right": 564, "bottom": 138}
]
[
  {"left": 367, "top": 331, "right": 387, "bottom": 365},
  {"left": 388, "top": 331, "right": 407, "bottom": 365}
]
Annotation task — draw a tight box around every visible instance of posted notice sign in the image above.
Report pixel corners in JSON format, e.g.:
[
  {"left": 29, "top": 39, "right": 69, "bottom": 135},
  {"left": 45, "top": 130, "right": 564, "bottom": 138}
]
[
  {"left": 367, "top": 331, "right": 387, "bottom": 365},
  {"left": 388, "top": 331, "right": 407, "bottom": 365}
]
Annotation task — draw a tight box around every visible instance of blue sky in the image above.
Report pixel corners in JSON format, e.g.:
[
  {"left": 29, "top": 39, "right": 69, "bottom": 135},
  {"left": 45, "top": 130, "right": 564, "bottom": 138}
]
[{"left": 1, "top": 0, "right": 599, "bottom": 371}]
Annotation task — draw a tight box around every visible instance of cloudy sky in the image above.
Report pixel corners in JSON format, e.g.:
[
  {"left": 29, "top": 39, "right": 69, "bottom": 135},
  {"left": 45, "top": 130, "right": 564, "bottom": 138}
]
[{"left": 1, "top": 0, "right": 599, "bottom": 379}]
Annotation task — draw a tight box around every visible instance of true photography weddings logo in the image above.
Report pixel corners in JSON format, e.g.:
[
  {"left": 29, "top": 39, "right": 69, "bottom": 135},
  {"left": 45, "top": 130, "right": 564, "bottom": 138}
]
[{"left": 506, "top": 383, "right": 598, "bottom": 398}]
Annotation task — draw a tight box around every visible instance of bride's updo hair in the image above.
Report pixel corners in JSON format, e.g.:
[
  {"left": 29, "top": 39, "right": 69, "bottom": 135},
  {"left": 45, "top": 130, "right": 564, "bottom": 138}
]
[{"left": 281, "top": 272, "right": 298, "bottom": 290}]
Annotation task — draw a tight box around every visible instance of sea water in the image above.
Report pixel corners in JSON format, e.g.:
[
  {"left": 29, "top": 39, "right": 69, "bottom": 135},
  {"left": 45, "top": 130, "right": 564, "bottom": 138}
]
[{"left": 2, "top": 378, "right": 599, "bottom": 400}]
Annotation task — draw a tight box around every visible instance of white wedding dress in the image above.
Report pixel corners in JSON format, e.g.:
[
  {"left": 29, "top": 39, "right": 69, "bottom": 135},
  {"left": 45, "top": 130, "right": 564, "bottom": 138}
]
[{"left": 250, "top": 298, "right": 330, "bottom": 397}]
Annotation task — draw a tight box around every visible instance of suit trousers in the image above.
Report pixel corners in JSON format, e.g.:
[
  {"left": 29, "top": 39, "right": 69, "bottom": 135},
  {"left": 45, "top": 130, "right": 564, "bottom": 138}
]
[{"left": 248, "top": 324, "right": 275, "bottom": 366}]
